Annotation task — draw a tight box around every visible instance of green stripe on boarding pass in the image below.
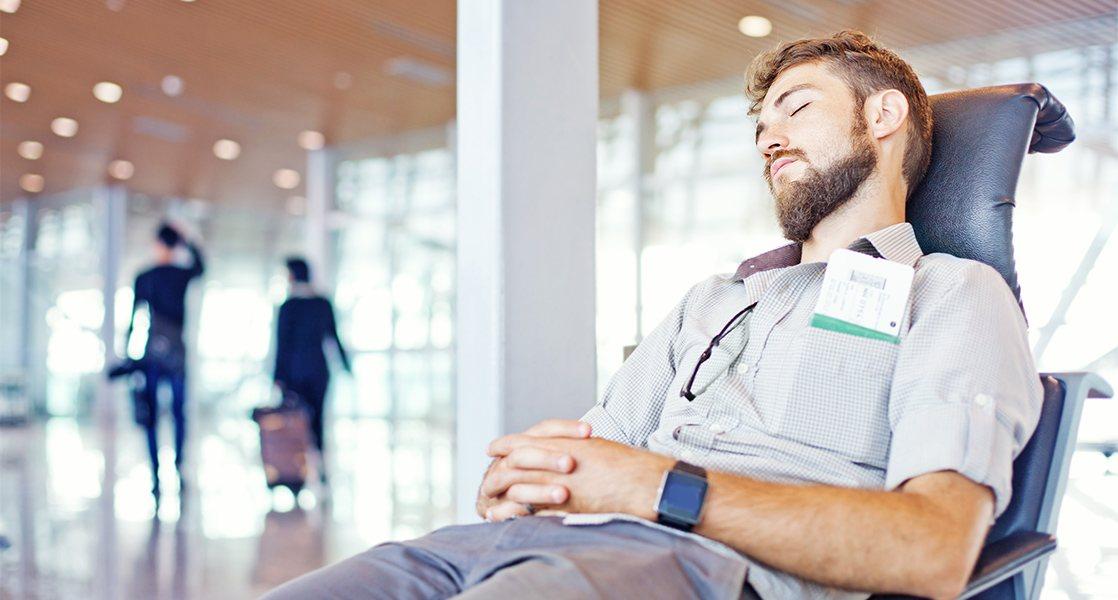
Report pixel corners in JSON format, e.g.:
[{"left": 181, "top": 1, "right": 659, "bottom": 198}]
[{"left": 810, "top": 314, "right": 900, "bottom": 344}]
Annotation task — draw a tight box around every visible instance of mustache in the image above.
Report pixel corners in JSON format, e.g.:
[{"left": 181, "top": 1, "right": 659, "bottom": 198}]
[{"left": 763, "top": 149, "right": 808, "bottom": 185}]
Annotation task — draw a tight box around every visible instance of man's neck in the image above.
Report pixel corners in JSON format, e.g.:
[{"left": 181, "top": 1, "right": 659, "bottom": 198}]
[
  {"left": 290, "top": 282, "right": 315, "bottom": 297},
  {"left": 800, "top": 177, "right": 906, "bottom": 264}
]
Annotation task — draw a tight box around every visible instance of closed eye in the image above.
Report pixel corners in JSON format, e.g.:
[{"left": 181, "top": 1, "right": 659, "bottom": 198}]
[{"left": 790, "top": 102, "right": 811, "bottom": 117}]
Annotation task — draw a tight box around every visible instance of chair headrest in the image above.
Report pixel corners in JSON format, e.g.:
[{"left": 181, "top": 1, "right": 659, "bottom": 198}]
[{"left": 906, "top": 83, "right": 1075, "bottom": 311}]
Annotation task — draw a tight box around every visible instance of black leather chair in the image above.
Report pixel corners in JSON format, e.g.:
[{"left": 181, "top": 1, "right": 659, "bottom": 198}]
[
  {"left": 738, "top": 84, "right": 1113, "bottom": 600},
  {"left": 876, "top": 84, "right": 1113, "bottom": 599}
]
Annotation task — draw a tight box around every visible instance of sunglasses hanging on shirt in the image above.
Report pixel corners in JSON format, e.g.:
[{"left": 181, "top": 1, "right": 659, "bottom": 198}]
[{"left": 679, "top": 302, "right": 758, "bottom": 401}]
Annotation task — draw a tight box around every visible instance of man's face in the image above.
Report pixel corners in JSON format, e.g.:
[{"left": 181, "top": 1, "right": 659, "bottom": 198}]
[{"left": 755, "top": 63, "right": 878, "bottom": 242}]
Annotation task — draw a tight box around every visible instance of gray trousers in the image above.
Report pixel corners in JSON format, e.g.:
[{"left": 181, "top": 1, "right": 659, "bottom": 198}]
[{"left": 261, "top": 516, "right": 751, "bottom": 599}]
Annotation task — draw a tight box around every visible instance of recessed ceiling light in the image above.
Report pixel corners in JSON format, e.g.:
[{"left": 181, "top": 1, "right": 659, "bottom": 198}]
[
  {"left": 273, "top": 169, "right": 301, "bottom": 190},
  {"left": 51, "top": 117, "right": 79, "bottom": 138},
  {"left": 4, "top": 82, "right": 30, "bottom": 103},
  {"left": 0, "top": 0, "right": 21, "bottom": 14},
  {"left": 297, "top": 130, "right": 325, "bottom": 151},
  {"left": 17, "top": 140, "right": 43, "bottom": 160},
  {"left": 93, "top": 81, "right": 123, "bottom": 103},
  {"left": 0, "top": 37, "right": 9, "bottom": 56},
  {"left": 19, "top": 173, "right": 44, "bottom": 193},
  {"left": 212, "top": 139, "right": 241, "bottom": 160},
  {"left": 108, "top": 159, "right": 135, "bottom": 180},
  {"left": 161, "top": 75, "right": 184, "bottom": 97},
  {"left": 738, "top": 15, "right": 772, "bottom": 38}
]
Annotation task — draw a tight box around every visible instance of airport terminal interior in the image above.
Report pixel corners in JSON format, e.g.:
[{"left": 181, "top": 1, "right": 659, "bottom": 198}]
[{"left": 0, "top": 1, "right": 1116, "bottom": 598}]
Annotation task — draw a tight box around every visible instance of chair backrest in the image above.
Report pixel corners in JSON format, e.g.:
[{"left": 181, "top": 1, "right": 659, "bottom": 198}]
[
  {"left": 907, "top": 83, "right": 1075, "bottom": 310},
  {"left": 874, "top": 84, "right": 1076, "bottom": 600},
  {"left": 904, "top": 84, "right": 1077, "bottom": 600}
]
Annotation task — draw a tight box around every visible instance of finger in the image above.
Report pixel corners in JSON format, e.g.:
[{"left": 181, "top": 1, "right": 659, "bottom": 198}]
[
  {"left": 480, "top": 466, "right": 553, "bottom": 498},
  {"left": 504, "top": 447, "right": 575, "bottom": 473},
  {"left": 505, "top": 483, "right": 569, "bottom": 506},
  {"left": 524, "top": 419, "right": 592, "bottom": 439},
  {"left": 487, "top": 433, "right": 534, "bottom": 457},
  {"left": 487, "top": 500, "right": 530, "bottom": 522}
]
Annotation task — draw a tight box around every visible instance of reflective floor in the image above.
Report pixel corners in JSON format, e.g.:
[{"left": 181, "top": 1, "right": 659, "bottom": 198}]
[
  {"left": 0, "top": 413, "right": 1115, "bottom": 599},
  {"left": 0, "top": 408, "right": 455, "bottom": 600}
]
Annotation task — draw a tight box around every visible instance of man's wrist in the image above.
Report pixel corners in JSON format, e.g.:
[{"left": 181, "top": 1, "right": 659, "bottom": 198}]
[{"left": 631, "top": 454, "right": 674, "bottom": 520}]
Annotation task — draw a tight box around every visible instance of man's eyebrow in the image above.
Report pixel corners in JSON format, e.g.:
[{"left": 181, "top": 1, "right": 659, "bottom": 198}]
[
  {"left": 774, "top": 83, "right": 816, "bottom": 109},
  {"left": 754, "top": 84, "right": 817, "bottom": 142}
]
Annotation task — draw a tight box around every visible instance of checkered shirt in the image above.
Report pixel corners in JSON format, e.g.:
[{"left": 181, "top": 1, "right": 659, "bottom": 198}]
[{"left": 580, "top": 222, "right": 1043, "bottom": 600}]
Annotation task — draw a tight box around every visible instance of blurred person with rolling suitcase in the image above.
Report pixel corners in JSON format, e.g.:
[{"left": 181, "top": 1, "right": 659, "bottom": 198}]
[{"left": 270, "top": 257, "right": 351, "bottom": 485}]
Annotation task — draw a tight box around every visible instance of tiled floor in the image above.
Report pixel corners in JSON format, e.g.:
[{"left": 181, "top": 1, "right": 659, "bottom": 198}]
[{"left": 0, "top": 413, "right": 1115, "bottom": 599}]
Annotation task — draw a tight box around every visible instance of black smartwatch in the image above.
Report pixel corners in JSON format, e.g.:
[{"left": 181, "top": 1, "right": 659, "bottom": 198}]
[{"left": 655, "top": 461, "right": 708, "bottom": 532}]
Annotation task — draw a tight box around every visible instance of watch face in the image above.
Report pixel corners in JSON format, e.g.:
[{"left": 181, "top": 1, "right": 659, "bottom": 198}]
[{"left": 658, "top": 470, "right": 707, "bottom": 523}]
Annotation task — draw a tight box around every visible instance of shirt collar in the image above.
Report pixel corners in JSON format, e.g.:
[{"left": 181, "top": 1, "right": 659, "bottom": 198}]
[
  {"left": 734, "top": 222, "right": 924, "bottom": 281},
  {"left": 290, "top": 283, "right": 316, "bottom": 298}
]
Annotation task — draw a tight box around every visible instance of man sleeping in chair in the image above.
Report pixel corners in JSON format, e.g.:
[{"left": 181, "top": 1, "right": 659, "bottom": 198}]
[{"left": 265, "top": 30, "right": 1041, "bottom": 600}]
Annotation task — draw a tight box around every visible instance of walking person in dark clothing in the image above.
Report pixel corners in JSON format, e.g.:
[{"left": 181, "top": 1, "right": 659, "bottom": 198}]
[
  {"left": 124, "top": 223, "right": 205, "bottom": 496},
  {"left": 272, "top": 257, "right": 351, "bottom": 483}
]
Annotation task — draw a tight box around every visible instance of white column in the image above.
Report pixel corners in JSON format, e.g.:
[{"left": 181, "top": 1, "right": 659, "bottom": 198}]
[
  {"left": 13, "top": 198, "right": 37, "bottom": 596},
  {"left": 306, "top": 149, "right": 335, "bottom": 289},
  {"left": 95, "top": 184, "right": 126, "bottom": 600},
  {"left": 13, "top": 199, "right": 34, "bottom": 375},
  {"left": 621, "top": 89, "right": 655, "bottom": 342},
  {"left": 455, "top": 0, "right": 599, "bottom": 521}
]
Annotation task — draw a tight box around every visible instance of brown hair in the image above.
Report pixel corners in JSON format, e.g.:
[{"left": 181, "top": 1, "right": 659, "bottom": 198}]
[{"left": 746, "top": 30, "right": 933, "bottom": 195}]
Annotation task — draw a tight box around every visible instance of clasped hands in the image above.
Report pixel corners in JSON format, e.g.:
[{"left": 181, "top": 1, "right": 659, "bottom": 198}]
[{"left": 475, "top": 419, "right": 673, "bottom": 522}]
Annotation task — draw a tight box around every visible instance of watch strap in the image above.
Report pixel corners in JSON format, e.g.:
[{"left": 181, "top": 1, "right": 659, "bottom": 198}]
[{"left": 674, "top": 460, "right": 706, "bottom": 479}]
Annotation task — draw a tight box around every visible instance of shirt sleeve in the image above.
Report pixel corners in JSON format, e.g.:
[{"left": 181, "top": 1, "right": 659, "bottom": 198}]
[
  {"left": 126, "top": 273, "right": 146, "bottom": 346},
  {"left": 186, "top": 243, "right": 205, "bottom": 279},
  {"left": 325, "top": 299, "right": 351, "bottom": 372},
  {"left": 885, "top": 260, "right": 1043, "bottom": 519},
  {"left": 273, "top": 302, "right": 291, "bottom": 384},
  {"left": 580, "top": 283, "right": 698, "bottom": 448}
]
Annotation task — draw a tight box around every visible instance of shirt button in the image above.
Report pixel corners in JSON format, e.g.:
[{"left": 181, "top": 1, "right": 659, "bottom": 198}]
[
  {"left": 707, "top": 423, "right": 725, "bottom": 434},
  {"left": 737, "top": 363, "right": 751, "bottom": 374},
  {"left": 974, "top": 393, "right": 994, "bottom": 408}
]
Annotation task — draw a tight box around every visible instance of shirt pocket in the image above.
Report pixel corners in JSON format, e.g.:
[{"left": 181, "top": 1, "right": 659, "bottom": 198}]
[{"left": 776, "top": 325, "right": 900, "bottom": 465}]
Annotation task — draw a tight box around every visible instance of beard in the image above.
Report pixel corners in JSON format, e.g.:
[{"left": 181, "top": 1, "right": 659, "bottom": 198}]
[{"left": 766, "top": 124, "right": 878, "bottom": 243}]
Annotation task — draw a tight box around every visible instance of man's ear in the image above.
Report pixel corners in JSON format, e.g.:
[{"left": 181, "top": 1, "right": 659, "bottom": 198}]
[{"left": 865, "top": 89, "right": 909, "bottom": 141}]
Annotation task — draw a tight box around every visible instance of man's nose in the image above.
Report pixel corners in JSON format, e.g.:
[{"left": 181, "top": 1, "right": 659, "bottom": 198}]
[{"left": 756, "top": 127, "right": 788, "bottom": 157}]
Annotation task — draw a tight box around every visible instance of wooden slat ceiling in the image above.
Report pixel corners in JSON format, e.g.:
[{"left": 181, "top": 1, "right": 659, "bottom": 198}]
[{"left": 1, "top": 0, "right": 1114, "bottom": 205}]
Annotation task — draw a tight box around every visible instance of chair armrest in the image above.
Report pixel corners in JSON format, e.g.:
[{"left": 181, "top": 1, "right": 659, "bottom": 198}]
[
  {"left": 870, "top": 531, "right": 1056, "bottom": 600},
  {"left": 1042, "top": 371, "right": 1114, "bottom": 399},
  {"left": 958, "top": 531, "right": 1056, "bottom": 599}
]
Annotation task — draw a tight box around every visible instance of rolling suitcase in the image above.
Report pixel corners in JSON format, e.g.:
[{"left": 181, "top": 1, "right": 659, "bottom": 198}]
[{"left": 251, "top": 395, "right": 313, "bottom": 493}]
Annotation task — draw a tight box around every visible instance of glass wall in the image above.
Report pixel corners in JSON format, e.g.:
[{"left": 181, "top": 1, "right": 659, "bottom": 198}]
[
  {"left": 0, "top": 190, "right": 110, "bottom": 418},
  {"left": 331, "top": 141, "right": 457, "bottom": 536},
  {"left": 0, "top": 191, "right": 306, "bottom": 419}
]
